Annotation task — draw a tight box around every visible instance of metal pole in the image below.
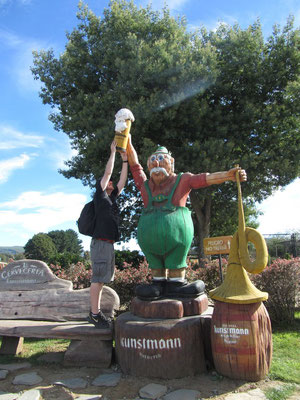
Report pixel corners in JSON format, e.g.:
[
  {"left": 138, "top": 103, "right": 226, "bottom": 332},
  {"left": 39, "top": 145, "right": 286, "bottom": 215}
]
[{"left": 218, "top": 254, "right": 223, "bottom": 282}]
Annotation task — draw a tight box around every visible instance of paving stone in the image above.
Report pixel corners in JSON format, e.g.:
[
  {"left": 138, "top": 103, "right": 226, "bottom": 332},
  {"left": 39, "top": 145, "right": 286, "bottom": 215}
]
[
  {"left": 18, "top": 390, "right": 41, "bottom": 400},
  {"left": 0, "top": 363, "right": 31, "bottom": 371},
  {"left": 224, "top": 389, "right": 267, "bottom": 400},
  {"left": 0, "top": 370, "right": 9, "bottom": 380},
  {"left": 92, "top": 372, "right": 122, "bottom": 387},
  {"left": 53, "top": 377, "right": 88, "bottom": 389},
  {"left": 0, "top": 394, "right": 20, "bottom": 400},
  {"left": 248, "top": 388, "right": 267, "bottom": 398},
  {"left": 75, "top": 395, "right": 102, "bottom": 400},
  {"left": 12, "top": 372, "right": 43, "bottom": 386},
  {"left": 225, "top": 395, "right": 254, "bottom": 400},
  {"left": 139, "top": 383, "right": 168, "bottom": 399},
  {"left": 163, "top": 388, "right": 202, "bottom": 400}
]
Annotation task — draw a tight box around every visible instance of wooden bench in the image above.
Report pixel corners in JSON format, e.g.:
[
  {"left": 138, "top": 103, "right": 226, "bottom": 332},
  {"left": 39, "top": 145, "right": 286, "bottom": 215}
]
[{"left": 0, "top": 260, "right": 120, "bottom": 368}]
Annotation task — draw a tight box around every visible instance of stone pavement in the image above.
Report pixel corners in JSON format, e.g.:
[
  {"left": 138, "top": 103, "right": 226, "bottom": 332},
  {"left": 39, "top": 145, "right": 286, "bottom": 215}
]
[{"left": 0, "top": 360, "right": 294, "bottom": 400}]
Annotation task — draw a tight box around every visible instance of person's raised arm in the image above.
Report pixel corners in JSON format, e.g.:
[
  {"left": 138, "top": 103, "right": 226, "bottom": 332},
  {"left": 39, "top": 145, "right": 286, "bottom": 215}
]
[
  {"left": 117, "top": 151, "right": 128, "bottom": 194},
  {"left": 101, "top": 141, "right": 117, "bottom": 191},
  {"left": 206, "top": 166, "right": 247, "bottom": 186}
]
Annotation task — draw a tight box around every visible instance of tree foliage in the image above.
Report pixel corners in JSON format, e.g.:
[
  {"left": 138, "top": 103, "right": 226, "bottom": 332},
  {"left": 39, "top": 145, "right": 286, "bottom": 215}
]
[
  {"left": 48, "top": 229, "right": 83, "bottom": 255},
  {"left": 32, "top": 1, "right": 300, "bottom": 256},
  {"left": 24, "top": 229, "right": 83, "bottom": 266},
  {"left": 24, "top": 233, "right": 57, "bottom": 263}
]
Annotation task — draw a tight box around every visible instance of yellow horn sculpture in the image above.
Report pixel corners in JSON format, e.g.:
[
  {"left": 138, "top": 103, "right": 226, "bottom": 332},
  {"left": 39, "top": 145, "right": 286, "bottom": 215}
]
[{"left": 209, "top": 168, "right": 269, "bottom": 304}]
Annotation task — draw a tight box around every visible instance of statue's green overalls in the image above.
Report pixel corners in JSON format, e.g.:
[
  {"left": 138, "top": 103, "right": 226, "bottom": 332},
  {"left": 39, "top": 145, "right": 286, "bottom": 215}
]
[{"left": 137, "top": 173, "right": 194, "bottom": 270}]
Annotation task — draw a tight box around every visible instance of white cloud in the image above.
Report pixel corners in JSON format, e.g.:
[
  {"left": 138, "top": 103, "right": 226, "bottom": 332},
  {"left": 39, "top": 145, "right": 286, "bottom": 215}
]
[
  {"left": 257, "top": 179, "right": 300, "bottom": 234},
  {"left": 0, "top": 189, "right": 140, "bottom": 250},
  {"left": 0, "top": 124, "right": 44, "bottom": 149},
  {"left": 0, "top": 190, "right": 87, "bottom": 234},
  {"left": 0, "top": 154, "right": 31, "bottom": 183}
]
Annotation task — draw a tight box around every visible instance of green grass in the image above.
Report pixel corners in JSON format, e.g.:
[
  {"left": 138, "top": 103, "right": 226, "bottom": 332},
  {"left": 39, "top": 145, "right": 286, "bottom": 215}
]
[
  {"left": 0, "top": 338, "right": 70, "bottom": 364},
  {"left": 265, "top": 384, "right": 298, "bottom": 400},
  {"left": 269, "top": 316, "right": 300, "bottom": 384}
]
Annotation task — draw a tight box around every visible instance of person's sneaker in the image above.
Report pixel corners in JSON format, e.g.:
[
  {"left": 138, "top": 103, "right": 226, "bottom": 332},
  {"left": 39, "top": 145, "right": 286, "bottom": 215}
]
[{"left": 87, "top": 310, "right": 112, "bottom": 329}]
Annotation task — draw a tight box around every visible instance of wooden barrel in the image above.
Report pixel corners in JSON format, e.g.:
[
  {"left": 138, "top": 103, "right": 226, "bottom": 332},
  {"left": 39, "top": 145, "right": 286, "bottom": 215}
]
[
  {"left": 211, "top": 301, "right": 272, "bottom": 381},
  {"left": 115, "top": 312, "right": 207, "bottom": 379}
]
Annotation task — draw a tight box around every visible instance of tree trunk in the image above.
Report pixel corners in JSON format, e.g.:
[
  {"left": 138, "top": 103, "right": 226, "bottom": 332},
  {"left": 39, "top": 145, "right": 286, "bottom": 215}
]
[{"left": 190, "top": 191, "right": 212, "bottom": 263}]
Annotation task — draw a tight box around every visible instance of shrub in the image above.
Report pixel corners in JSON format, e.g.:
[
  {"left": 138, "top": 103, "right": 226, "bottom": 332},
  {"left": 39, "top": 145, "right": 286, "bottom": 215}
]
[
  {"left": 50, "top": 263, "right": 69, "bottom": 280},
  {"left": 109, "top": 260, "right": 151, "bottom": 307},
  {"left": 67, "top": 262, "right": 92, "bottom": 289},
  {"left": 115, "top": 250, "right": 145, "bottom": 269},
  {"left": 251, "top": 258, "right": 300, "bottom": 324},
  {"left": 50, "top": 252, "right": 84, "bottom": 270},
  {"left": 186, "top": 258, "right": 227, "bottom": 293},
  {"left": 50, "top": 262, "right": 92, "bottom": 290}
]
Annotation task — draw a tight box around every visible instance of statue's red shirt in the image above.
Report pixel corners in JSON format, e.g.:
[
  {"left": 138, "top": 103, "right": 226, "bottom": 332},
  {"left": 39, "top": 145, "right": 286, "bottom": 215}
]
[{"left": 130, "top": 164, "right": 208, "bottom": 207}]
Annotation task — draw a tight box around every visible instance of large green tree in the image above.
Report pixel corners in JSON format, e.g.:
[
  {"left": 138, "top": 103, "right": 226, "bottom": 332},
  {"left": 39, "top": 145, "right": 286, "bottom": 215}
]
[
  {"left": 24, "top": 233, "right": 57, "bottom": 263},
  {"left": 48, "top": 229, "right": 83, "bottom": 255},
  {"left": 32, "top": 1, "right": 300, "bottom": 257}
]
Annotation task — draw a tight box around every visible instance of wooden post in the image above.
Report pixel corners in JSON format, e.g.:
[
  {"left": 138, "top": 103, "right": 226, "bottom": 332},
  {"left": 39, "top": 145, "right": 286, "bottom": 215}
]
[{"left": 0, "top": 336, "right": 24, "bottom": 355}]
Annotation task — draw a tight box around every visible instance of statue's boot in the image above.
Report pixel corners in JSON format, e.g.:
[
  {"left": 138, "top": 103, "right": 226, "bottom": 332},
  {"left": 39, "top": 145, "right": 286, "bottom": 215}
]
[
  {"left": 166, "top": 279, "right": 205, "bottom": 298},
  {"left": 135, "top": 279, "right": 166, "bottom": 301}
]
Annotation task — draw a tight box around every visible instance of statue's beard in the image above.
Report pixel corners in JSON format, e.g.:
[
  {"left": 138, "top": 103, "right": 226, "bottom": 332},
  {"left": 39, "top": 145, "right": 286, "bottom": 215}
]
[{"left": 150, "top": 167, "right": 168, "bottom": 177}]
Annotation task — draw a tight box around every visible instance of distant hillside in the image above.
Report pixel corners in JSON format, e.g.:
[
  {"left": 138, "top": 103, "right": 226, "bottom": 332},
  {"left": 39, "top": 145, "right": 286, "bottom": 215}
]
[{"left": 0, "top": 246, "right": 24, "bottom": 255}]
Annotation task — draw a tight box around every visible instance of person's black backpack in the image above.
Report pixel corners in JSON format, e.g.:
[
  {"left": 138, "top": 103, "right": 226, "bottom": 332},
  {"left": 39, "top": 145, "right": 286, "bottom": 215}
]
[{"left": 77, "top": 200, "right": 96, "bottom": 236}]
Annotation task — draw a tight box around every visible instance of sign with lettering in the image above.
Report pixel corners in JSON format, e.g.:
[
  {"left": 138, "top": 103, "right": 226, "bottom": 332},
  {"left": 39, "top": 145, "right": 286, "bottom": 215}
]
[
  {"left": 120, "top": 335, "right": 182, "bottom": 360},
  {"left": 0, "top": 260, "right": 71, "bottom": 291},
  {"left": 203, "top": 236, "right": 232, "bottom": 255},
  {"left": 213, "top": 324, "right": 250, "bottom": 345}
]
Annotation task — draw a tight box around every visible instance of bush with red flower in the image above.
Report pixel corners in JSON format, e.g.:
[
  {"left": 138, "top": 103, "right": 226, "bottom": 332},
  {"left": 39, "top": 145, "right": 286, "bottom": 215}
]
[{"left": 251, "top": 257, "right": 300, "bottom": 324}]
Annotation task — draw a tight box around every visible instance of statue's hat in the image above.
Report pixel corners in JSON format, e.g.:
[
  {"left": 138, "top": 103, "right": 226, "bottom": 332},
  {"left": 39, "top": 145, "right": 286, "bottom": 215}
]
[{"left": 153, "top": 146, "right": 171, "bottom": 155}]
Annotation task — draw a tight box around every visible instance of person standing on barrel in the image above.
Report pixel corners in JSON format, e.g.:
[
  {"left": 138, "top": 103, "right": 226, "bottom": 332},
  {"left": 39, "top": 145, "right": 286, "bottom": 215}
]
[
  {"left": 87, "top": 140, "right": 128, "bottom": 328},
  {"left": 126, "top": 135, "right": 247, "bottom": 301}
]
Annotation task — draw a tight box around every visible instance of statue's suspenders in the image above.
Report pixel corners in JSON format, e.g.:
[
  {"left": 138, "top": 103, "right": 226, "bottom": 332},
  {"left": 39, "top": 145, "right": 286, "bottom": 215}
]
[{"left": 144, "top": 173, "right": 183, "bottom": 210}]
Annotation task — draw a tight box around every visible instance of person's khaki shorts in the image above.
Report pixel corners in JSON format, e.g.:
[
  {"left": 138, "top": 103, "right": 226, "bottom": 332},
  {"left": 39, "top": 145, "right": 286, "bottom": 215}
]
[{"left": 90, "top": 239, "right": 115, "bottom": 283}]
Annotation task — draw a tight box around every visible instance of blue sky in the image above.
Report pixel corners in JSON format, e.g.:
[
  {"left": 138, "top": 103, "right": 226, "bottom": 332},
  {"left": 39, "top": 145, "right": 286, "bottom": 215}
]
[{"left": 0, "top": 0, "right": 299, "bottom": 252}]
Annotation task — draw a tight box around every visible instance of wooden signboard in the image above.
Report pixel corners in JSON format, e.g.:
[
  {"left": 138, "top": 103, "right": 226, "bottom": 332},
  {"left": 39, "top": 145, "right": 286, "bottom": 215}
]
[{"left": 203, "top": 236, "right": 232, "bottom": 255}]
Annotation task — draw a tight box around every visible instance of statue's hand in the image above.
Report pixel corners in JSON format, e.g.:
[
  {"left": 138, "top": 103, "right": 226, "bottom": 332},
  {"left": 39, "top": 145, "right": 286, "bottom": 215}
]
[{"left": 229, "top": 167, "right": 247, "bottom": 182}]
